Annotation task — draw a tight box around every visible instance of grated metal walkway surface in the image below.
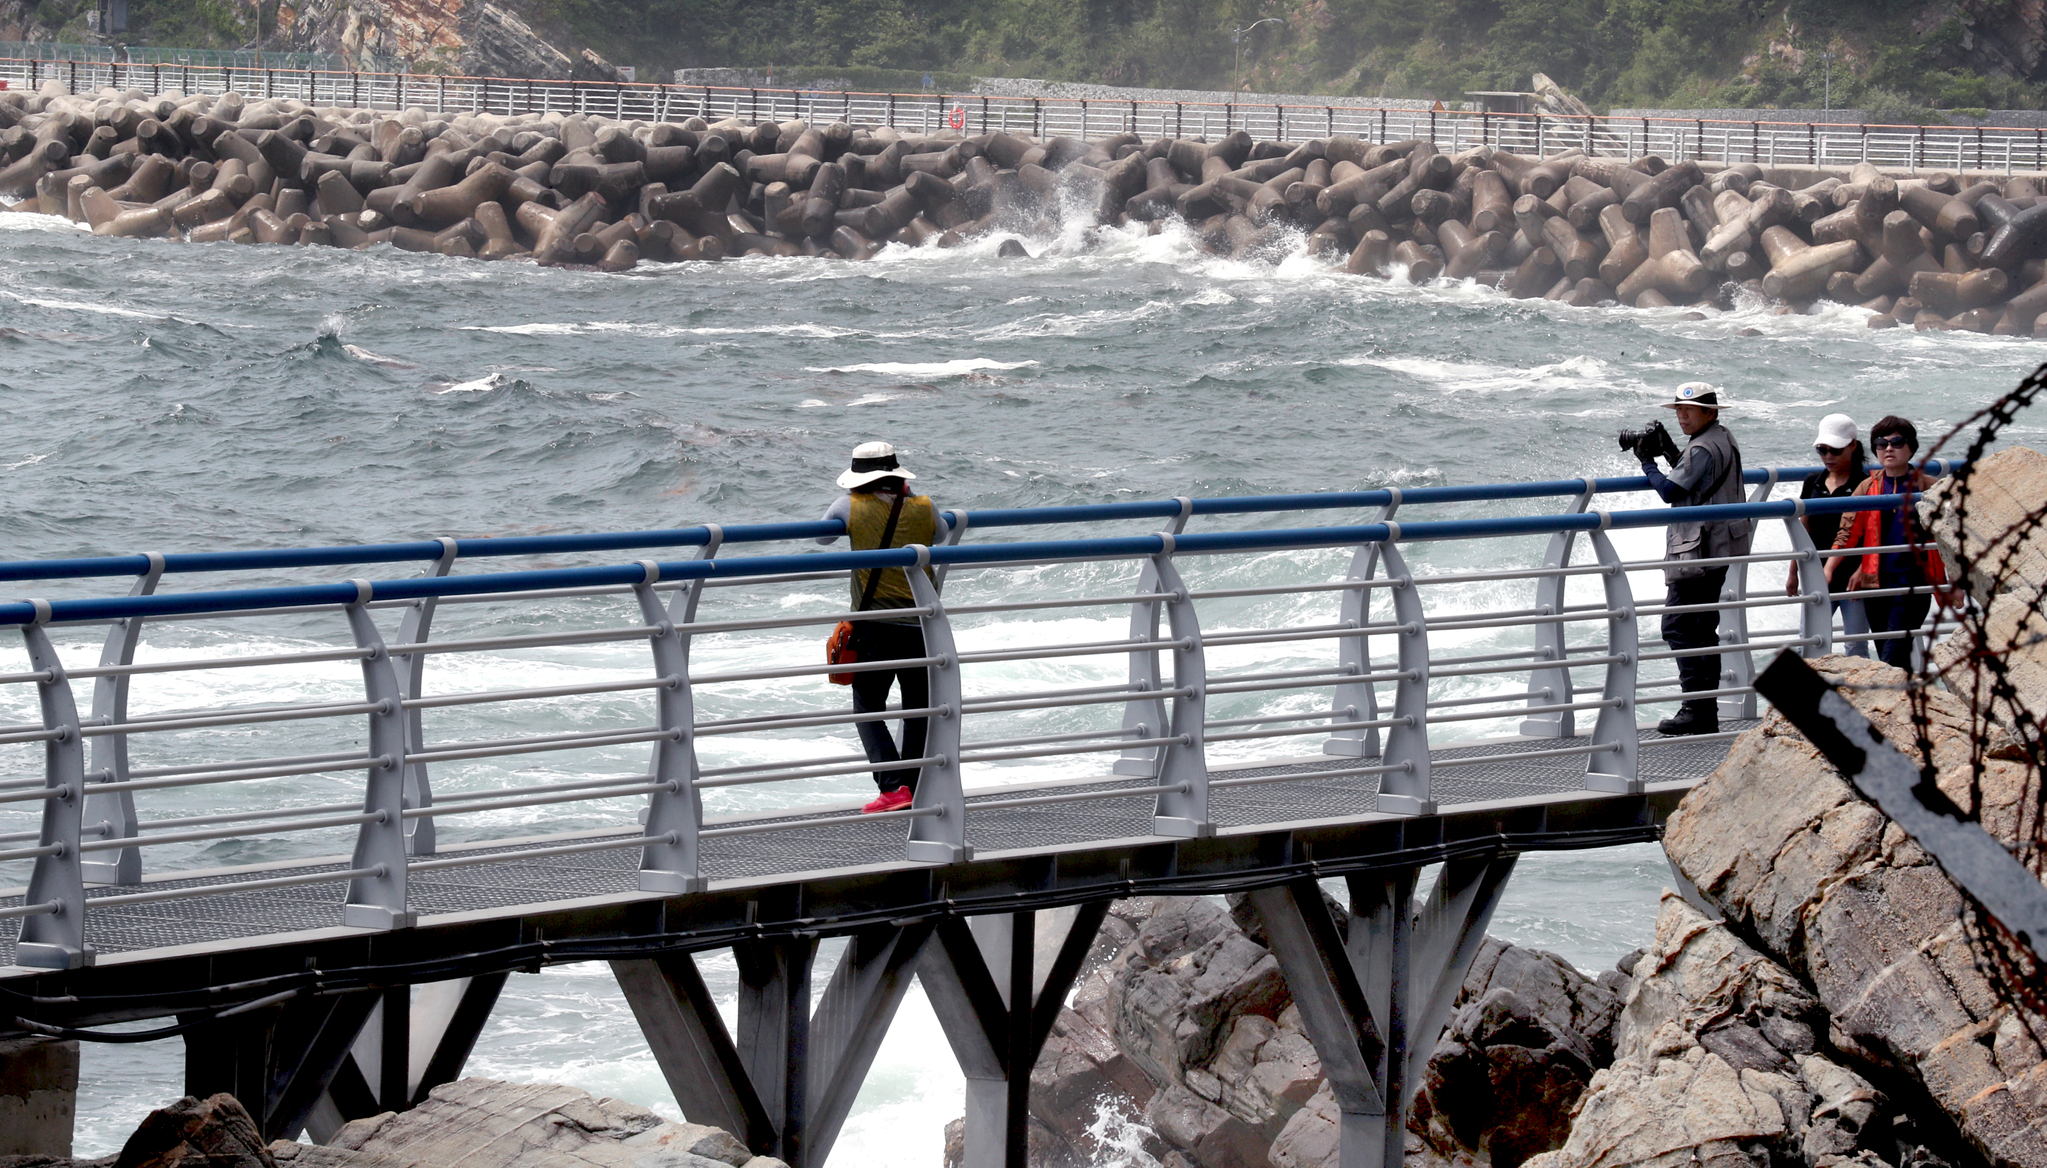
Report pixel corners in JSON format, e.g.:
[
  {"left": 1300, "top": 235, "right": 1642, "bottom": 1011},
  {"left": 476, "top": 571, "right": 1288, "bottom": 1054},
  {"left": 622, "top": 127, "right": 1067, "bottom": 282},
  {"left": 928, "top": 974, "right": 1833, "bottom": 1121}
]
[{"left": 0, "top": 726, "right": 1746, "bottom": 965}]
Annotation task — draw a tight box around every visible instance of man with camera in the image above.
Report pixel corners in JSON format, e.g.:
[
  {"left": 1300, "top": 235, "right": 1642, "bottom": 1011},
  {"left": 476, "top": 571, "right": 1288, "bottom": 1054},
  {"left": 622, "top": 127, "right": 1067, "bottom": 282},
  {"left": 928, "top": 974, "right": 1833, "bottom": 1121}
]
[{"left": 1620, "top": 382, "right": 1751, "bottom": 736}]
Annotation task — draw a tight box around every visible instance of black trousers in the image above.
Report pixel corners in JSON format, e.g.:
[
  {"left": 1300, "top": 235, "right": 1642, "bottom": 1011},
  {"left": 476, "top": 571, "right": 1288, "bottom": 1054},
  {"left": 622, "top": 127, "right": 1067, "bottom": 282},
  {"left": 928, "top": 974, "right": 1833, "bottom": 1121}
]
[
  {"left": 1662, "top": 566, "right": 1729, "bottom": 709},
  {"left": 850, "top": 621, "right": 930, "bottom": 793},
  {"left": 1863, "top": 585, "right": 1933, "bottom": 670}
]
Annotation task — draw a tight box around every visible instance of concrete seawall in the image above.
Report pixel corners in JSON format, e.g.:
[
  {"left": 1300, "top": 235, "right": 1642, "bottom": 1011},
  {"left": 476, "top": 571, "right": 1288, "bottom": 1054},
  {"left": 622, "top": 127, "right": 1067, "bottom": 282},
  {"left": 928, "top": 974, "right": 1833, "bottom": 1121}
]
[{"left": 6, "top": 81, "right": 2047, "bottom": 335}]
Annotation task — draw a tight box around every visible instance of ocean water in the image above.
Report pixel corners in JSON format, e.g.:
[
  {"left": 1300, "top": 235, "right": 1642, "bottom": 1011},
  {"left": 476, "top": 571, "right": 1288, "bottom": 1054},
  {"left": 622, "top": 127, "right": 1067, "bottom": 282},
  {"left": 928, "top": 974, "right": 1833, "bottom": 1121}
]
[{"left": 2, "top": 210, "right": 2040, "bottom": 1163}]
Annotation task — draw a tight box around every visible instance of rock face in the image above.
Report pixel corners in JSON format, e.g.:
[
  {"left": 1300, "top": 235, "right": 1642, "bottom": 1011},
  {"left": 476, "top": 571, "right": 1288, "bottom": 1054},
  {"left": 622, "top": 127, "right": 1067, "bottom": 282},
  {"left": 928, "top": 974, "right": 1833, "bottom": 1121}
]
[
  {"left": 1405, "top": 939, "right": 1628, "bottom": 1168},
  {"left": 295, "top": 1079, "right": 785, "bottom": 1168},
  {"left": 1920, "top": 445, "right": 2047, "bottom": 742},
  {"left": 278, "top": 0, "right": 580, "bottom": 77},
  {"left": 1663, "top": 653, "right": 2047, "bottom": 1168},
  {"left": 1523, "top": 894, "right": 1935, "bottom": 1168},
  {"left": 109, "top": 1094, "right": 274, "bottom": 1168}
]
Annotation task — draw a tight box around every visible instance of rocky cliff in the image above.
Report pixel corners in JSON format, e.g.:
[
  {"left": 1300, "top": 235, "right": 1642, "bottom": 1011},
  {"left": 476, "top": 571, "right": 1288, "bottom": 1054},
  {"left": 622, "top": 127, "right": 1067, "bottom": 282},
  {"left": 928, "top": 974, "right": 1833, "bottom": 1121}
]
[{"left": 276, "top": 1, "right": 590, "bottom": 78}]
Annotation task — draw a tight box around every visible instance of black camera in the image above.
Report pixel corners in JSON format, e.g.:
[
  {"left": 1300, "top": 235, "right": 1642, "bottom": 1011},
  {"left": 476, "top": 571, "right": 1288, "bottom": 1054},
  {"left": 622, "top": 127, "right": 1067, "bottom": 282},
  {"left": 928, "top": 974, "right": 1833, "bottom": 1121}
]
[{"left": 1617, "top": 420, "right": 1680, "bottom": 464}]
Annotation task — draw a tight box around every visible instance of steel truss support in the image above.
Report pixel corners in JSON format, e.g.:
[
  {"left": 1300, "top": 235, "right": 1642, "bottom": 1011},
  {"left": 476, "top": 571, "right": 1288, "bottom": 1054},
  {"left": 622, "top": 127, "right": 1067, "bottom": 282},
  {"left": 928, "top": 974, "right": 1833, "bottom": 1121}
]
[
  {"left": 1247, "top": 853, "right": 1517, "bottom": 1168},
  {"left": 302, "top": 973, "right": 509, "bottom": 1143},
  {"left": 920, "top": 903, "right": 1111, "bottom": 1168},
  {"left": 614, "top": 923, "right": 934, "bottom": 1167},
  {"left": 182, "top": 988, "right": 380, "bottom": 1142}
]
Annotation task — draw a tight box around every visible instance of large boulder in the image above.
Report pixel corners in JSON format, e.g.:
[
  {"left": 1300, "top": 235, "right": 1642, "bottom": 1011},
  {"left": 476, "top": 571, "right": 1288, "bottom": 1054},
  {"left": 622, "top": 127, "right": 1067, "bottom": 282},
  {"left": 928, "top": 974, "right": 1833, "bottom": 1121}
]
[
  {"left": 1663, "top": 654, "right": 2047, "bottom": 1168},
  {"left": 1523, "top": 895, "right": 1909, "bottom": 1168},
  {"left": 1406, "top": 939, "right": 1627, "bottom": 1168},
  {"left": 1105, "top": 898, "right": 1292, "bottom": 1089},
  {"left": 306, "top": 1079, "right": 783, "bottom": 1168},
  {"left": 1919, "top": 445, "right": 2047, "bottom": 739},
  {"left": 110, "top": 1094, "right": 273, "bottom": 1168},
  {"left": 1918, "top": 446, "right": 2047, "bottom": 611}
]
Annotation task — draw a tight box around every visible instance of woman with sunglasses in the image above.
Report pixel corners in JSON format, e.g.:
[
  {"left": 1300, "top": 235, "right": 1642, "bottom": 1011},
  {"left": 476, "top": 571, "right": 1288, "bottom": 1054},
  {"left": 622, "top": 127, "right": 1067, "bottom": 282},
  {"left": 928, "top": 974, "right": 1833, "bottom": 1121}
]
[
  {"left": 1785, "top": 414, "right": 1871, "bottom": 656},
  {"left": 1834, "top": 415, "right": 1949, "bottom": 669}
]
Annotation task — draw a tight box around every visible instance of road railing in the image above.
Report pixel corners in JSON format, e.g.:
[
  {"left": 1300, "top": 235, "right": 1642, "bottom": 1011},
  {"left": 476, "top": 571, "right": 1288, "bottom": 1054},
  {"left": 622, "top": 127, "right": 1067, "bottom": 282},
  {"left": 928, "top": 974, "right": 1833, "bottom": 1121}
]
[
  {"left": 4, "top": 53, "right": 2044, "bottom": 174},
  {"left": 0, "top": 465, "right": 1961, "bottom": 970}
]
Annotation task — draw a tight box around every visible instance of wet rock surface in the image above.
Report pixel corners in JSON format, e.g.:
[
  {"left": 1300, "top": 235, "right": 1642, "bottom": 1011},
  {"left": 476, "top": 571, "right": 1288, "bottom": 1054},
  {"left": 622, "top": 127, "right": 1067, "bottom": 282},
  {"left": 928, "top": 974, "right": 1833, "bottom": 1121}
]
[
  {"left": 1664, "top": 652, "right": 2045, "bottom": 1168},
  {"left": 302, "top": 1079, "right": 785, "bottom": 1168}
]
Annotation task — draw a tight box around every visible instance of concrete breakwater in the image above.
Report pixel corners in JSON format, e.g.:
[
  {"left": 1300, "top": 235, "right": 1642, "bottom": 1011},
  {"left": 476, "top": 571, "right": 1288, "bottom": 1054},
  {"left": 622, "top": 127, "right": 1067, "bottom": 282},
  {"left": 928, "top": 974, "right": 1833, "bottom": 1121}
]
[{"left": 6, "top": 83, "right": 2047, "bottom": 335}]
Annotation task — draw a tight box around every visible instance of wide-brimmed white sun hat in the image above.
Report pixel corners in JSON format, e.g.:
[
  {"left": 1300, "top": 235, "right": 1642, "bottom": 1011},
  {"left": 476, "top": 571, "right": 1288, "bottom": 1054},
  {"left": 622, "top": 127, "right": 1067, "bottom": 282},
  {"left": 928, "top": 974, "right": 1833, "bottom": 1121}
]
[
  {"left": 836, "top": 440, "right": 918, "bottom": 489},
  {"left": 1813, "top": 413, "right": 1857, "bottom": 450},
  {"left": 1659, "top": 382, "right": 1731, "bottom": 411}
]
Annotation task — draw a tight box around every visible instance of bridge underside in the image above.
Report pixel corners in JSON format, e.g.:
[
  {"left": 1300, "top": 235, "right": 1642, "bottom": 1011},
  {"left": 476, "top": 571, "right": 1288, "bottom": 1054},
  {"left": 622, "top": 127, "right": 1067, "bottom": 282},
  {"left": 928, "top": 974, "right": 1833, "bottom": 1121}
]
[{"left": 0, "top": 728, "right": 1741, "bottom": 1168}]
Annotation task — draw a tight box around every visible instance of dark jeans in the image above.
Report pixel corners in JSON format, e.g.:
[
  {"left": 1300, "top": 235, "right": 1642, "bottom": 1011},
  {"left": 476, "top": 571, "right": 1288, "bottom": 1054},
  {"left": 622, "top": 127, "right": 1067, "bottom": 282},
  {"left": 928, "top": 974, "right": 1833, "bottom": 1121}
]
[
  {"left": 1863, "top": 589, "right": 1933, "bottom": 670},
  {"left": 850, "top": 621, "right": 929, "bottom": 793},
  {"left": 1662, "top": 566, "right": 1729, "bottom": 709}
]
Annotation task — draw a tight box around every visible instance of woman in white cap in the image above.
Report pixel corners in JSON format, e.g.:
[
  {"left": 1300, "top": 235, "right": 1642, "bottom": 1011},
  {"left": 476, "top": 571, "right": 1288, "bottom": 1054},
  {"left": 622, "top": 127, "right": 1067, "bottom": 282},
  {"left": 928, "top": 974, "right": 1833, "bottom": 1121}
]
[
  {"left": 1785, "top": 414, "right": 1871, "bottom": 657},
  {"left": 817, "top": 442, "right": 951, "bottom": 814}
]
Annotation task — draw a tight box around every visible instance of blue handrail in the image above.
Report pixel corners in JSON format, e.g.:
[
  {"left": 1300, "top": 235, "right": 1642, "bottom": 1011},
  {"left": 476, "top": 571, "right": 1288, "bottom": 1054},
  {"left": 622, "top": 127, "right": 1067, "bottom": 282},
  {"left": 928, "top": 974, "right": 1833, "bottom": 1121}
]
[
  {"left": 0, "top": 461, "right": 1937, "bottom": 585},
  {"left": 0, "top": 492, "right": 1925, "bottom": 628}
]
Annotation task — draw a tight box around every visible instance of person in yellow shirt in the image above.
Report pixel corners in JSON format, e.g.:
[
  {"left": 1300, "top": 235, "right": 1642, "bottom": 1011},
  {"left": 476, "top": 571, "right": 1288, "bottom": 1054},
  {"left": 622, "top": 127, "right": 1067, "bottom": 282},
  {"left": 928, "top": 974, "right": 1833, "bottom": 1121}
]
[{"left": 817, "top": 442, "right": 951, "bottom": 813}]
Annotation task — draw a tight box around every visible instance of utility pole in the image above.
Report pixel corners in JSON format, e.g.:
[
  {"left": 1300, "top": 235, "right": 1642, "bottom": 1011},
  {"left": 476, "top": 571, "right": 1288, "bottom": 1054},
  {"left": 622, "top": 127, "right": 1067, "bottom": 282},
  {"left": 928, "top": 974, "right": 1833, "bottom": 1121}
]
[
  {"left": 1232, "top": 17, "right": 1282, "bottom": 96},
  {"left": 1823, "top": 51, "right": 1836, "bottom": 118}
]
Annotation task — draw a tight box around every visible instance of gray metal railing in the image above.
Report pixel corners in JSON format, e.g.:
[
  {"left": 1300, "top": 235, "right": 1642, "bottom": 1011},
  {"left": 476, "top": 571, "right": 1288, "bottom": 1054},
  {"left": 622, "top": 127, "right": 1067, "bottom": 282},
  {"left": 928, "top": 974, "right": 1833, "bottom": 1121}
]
[
  {"left": 5, "top": 55, "right": 2047, "bottom": 173},
  {"left": 0, "top": 469, "right": 1962, "bottom": 969}
]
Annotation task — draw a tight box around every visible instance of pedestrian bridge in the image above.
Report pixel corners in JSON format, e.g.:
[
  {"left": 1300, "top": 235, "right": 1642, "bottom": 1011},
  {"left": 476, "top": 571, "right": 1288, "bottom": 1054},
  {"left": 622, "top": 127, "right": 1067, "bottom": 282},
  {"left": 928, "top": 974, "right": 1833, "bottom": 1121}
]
[{"left": 0, "top": 465, "right": 1953, "bottom": 1168}]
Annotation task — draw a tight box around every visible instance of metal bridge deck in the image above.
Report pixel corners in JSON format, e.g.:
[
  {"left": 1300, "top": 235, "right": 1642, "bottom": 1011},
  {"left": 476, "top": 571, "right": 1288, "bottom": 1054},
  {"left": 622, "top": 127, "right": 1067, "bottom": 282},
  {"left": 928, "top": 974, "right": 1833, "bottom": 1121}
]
[{"left": 0, "top": 726, "right": 1744, "bottom": 970}]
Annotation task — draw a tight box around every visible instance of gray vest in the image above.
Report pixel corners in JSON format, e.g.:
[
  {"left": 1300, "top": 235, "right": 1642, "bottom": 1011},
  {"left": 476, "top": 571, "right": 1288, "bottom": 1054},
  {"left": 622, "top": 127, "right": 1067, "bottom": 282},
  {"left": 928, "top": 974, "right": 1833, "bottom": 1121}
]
[{"left": 1665, "top": 422, "right": 1752, "bottom": 580}]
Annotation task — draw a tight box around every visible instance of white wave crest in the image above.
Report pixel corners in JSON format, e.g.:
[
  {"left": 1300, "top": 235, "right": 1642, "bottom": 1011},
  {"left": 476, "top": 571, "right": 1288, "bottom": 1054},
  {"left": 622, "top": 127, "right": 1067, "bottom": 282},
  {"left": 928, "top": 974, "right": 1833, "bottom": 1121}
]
[{"left": 805, "top": 358, "right": 1039, "bottom": 376}]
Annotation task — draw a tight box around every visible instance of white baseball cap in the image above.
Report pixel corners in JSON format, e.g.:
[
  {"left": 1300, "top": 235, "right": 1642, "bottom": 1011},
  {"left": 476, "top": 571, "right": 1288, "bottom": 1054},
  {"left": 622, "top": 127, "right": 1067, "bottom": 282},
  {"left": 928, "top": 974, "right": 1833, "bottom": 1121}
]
[
  {"left": 1813, "top": 414, "right": 1857, "bottom": 451},
  {"left": 1660, "top": 382, "right": 1730, "bottom": 412},
  {"left": 836, "top": 440, "right": 918, "bottom": 489}
]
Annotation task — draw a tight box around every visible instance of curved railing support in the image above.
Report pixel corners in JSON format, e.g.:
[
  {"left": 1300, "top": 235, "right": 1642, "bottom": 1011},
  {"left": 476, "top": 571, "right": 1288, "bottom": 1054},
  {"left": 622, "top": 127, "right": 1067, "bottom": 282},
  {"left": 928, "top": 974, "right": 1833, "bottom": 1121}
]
[
  {"left": 1522, "top": 480, "right": 1595, "bottom": 738},
  {"left": 81, "top": 551, "right": 163, "bottom": 885},
  {"left": 1715, "top": 472, "right": 1780, "bottom": 722},
  {"left": 906, "top": 548, "right": 970, "bottom": 864},
  {"left": 1148, "top": 544, "right": 1209, "bottom": 838},
  {"left": 343, "top": 583, "right": 414, "bottom": 931},
  {"left": 1583, "top": 525, "right": 1642, "bottom": 794},
  {"left": 1376, "top": 541, "right": 1433, "bottom": 816},
  {"left": 1118, "top": 498, "right": 1191, "bottom": 777},
  {"left": 17, "top": 607, "right": 92, "bottom": 969},
  {"left": 637, "top": 558, "right": 704, "bottom": 894},
  {"left": 1326, "top": 490, "right": 1400, "bottom": 759},
  {"left": 1783, "top": 502, "right": 1832, "bottom": 658},
  {"left": 395, "top": 537, "right": 457, "bottom": 856}
]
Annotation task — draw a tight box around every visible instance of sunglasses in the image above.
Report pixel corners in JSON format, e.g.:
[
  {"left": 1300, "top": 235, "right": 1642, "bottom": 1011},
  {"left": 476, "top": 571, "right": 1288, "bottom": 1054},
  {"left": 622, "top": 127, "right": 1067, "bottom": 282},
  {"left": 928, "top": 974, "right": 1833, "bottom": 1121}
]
[
  {"left": 1871, "top": 436, "right": 1913, "bottom": 451},
  {"left": 1814, "top": 444, "right": 1848, "bottom": 457}
]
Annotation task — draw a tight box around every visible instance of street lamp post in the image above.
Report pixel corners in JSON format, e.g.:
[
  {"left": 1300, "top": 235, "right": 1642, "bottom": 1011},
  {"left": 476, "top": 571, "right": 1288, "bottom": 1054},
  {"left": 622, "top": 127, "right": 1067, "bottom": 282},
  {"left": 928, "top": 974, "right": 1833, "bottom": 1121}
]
[
  {"left": 1232, "top": 17, "right": 1282, "bottom": 97},
  {"left": 1822, "top": 51, "right": 1836, "bottom": 118}
]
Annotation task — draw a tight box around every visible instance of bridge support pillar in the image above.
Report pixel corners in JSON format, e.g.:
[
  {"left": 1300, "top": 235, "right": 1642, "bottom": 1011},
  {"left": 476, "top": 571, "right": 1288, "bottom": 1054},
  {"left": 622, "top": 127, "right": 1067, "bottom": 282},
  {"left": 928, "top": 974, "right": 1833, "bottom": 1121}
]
[
  {"left": 0, "top": 1034, "right": 78, "bottom": 1157},
  {"left": 302, "top": 973, "right": 508, "bottom": 1143},
  {"left": 920, "top": 903, "right": 1110, "bottom": 1168},
  {"left": 1247, "top": 854, "right": 1517, "bottom": 1168},
  {"left": 616, "top": 924, "right": 932, "bottom": 1168}
]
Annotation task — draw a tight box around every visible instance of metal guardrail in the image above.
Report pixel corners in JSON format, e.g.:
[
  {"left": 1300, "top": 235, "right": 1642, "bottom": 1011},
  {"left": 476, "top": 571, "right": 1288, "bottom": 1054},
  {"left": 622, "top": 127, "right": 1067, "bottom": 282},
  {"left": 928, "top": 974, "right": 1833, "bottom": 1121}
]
[
  {"left": 0, "top": 465, "right": 1961, "bottom": 969},
  {"left": 4, "top": 54, "right": 2046, "bottom": 173}
]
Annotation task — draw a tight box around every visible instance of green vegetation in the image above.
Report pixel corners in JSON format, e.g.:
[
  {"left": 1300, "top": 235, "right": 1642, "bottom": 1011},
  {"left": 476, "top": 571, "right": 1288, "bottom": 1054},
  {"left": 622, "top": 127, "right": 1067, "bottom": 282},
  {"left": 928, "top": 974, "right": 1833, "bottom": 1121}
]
[{"left": 521, "top": 0, "right": 2046, "bottom": 112}]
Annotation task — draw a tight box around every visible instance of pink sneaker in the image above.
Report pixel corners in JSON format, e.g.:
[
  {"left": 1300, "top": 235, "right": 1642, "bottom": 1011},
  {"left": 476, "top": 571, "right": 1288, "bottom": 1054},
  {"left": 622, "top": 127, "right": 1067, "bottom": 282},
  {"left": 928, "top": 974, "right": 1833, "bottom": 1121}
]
[{"left": 862, "top": 787, "right": 915, "bottom": 814}]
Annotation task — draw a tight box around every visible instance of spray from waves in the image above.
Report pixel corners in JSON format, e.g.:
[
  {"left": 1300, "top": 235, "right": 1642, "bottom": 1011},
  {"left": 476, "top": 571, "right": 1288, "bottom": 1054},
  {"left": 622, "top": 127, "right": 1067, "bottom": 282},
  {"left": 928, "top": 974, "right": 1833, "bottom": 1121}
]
[{"left": 1082, "top": 1098, "right": 1168, "bottom": 1167}]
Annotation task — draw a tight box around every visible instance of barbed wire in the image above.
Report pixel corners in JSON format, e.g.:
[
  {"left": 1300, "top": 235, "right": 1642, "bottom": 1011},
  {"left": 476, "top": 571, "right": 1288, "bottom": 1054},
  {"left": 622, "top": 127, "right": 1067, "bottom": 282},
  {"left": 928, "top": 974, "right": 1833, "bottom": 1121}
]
[{"left": 1909, "top": 364, "right": 2047, "bottom": 1037}]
